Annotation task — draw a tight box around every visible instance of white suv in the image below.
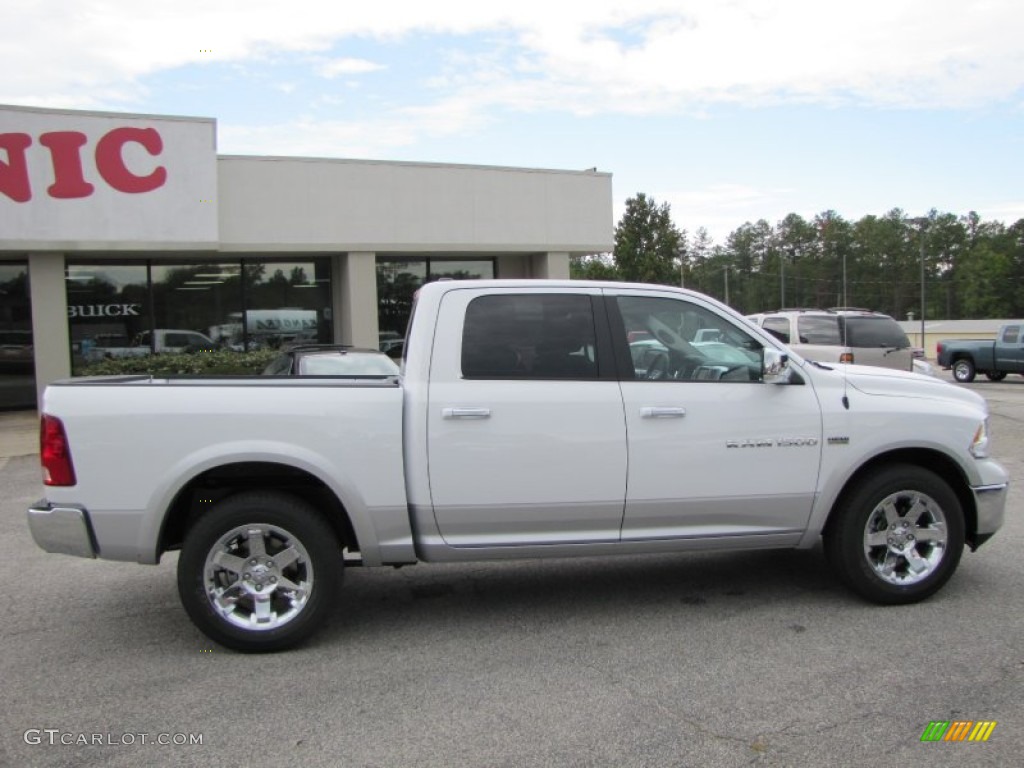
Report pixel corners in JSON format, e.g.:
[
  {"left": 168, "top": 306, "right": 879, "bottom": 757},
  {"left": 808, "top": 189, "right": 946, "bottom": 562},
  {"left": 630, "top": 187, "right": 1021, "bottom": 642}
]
[{"left": 747, "top": 308, "right": 913, "bottom": 371}]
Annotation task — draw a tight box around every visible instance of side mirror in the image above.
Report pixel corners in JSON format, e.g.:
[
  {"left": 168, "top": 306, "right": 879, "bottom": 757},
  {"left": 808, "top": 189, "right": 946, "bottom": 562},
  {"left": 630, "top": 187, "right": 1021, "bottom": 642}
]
[{"left": 763, "top": 348, "right": 792, "bottom": 384}]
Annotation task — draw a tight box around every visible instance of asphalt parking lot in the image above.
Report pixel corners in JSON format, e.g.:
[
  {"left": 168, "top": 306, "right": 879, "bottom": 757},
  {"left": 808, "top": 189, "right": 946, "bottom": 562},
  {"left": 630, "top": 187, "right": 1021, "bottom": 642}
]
[{"left": 1, "top": 373, "right": 1022, "bottom": 767}]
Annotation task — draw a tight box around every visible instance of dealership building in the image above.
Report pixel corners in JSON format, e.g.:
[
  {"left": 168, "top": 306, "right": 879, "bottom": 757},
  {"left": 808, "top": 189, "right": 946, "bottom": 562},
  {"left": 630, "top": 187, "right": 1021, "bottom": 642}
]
[{"left": 0, "top": 104, "right": 613, "bottom": 410}]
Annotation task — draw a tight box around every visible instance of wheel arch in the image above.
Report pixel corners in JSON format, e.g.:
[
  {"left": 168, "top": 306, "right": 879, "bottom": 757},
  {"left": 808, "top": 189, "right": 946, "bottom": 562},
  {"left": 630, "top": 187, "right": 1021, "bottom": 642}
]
[
  {"left": 822, "top": 448, "right": 978, "bottom": 548},
  {"left": 157, "top": 461, "right": 359, "bottom": 562}
]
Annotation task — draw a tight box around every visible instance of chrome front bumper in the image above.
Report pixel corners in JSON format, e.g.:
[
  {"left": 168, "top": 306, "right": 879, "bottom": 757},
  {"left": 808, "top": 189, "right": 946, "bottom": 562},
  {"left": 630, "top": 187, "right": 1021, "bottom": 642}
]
[{"left": 27, "top": 502, "right": 98, "bottom": 558}]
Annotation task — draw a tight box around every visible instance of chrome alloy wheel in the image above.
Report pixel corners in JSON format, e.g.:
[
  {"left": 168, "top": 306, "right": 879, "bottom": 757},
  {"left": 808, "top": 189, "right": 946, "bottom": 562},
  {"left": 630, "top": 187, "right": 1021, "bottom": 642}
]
[
  {"left": 203, "top": 524, "right": 314, "bottom": 631},
  {"left": 862, "top": 490, "right": 948, "bottom": 586}
]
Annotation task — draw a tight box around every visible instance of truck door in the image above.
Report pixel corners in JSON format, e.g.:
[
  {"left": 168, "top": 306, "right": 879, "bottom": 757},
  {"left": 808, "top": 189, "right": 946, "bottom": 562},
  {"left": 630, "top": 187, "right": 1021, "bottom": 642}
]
[
  {"left": 426, "top": 288, "right": 627, "bottom": 547},
  {"left": 608, "top": 290, "right": 823, "bottom": 541}
]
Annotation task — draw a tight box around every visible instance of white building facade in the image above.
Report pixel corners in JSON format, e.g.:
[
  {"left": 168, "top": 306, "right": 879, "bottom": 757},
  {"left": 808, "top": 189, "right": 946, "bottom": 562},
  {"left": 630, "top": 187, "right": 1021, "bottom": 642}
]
[{"left": 0, "top": 104, "right": 613, "bottom": 409}]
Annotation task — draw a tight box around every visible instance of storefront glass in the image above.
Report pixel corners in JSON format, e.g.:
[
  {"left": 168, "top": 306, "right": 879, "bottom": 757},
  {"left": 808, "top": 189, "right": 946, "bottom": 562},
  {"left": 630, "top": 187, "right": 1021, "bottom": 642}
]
[
  {"left": 66, "top": 263, "right": 149, "bottom": 374},
  {"left": 428, "top": 260, "right": 494, "bottom": 282},
  {"left": 376, "top": 259, "right": 427, "bottom": 339},
  {"left": 151, "top": 262, "right": 243, "bottom": 351},
  {"left": 243, "top": 260, "right": 333, "bottom": 348},
  {"left": 68, "top": 257, "right": 333, "bottom": 372},
  {"left": 376, "top": 257, "right": 494, "bottom": 341},
  {"left": 0, "top": 263, "right": 35, "bottom": 410}
]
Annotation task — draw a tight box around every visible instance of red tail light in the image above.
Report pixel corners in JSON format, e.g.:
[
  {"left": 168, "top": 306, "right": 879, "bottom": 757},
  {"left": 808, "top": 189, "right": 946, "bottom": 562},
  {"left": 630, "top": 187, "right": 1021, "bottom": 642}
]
[{"left": 40, "top": 414, "right": 76, "bottom": 486}]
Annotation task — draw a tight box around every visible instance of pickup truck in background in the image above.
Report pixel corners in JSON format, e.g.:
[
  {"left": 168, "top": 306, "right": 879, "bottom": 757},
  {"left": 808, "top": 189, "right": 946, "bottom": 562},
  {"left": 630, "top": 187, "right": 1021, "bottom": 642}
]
[
  {"left": 936, "top": 322, "right": 1024, "bottom": 382},
  {"left": 28, "top": 280, "right": 1008, "bottom": 651},
  {"left": 83, "top": 329, "right": 217, "bottom": 362}
]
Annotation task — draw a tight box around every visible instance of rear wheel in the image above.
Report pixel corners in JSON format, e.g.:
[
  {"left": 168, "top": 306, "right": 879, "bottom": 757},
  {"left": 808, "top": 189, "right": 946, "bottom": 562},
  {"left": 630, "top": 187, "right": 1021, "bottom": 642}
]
[
  {"left": 985, "top": 371, "right": 1007, "bottom": 381},
  {"left": 177, "top": 491, "right": 341, "bottom": 652},
  {"left": 824, "top": 465, "right": 964, "bottom": 604},
  {"left": 952, "top": 358, "right": 976, "bottom": 383}
]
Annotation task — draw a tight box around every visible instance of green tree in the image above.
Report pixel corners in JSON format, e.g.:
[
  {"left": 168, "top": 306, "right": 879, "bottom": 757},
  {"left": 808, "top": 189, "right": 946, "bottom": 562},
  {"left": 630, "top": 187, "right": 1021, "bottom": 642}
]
[
  {"left": 683, "top": 227, "right": 714, "bottom": 293},
  {"left": 613, "top": 193, "right": 685, "bottom": 285},
  {"left": 570, "top": 253, "right": 619, "bottom": 281},
  {"left": 722, "top": 219, "right": 774, "bottom": 312},
  {"left": 774, "top": 213, "right": 817, "bottom": 308}
]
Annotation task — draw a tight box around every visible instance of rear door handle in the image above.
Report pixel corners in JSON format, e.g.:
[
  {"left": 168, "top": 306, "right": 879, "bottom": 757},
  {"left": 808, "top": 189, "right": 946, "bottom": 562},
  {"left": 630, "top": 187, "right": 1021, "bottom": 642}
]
[
  {"left": 640, "top": 406, "right": 686, "bottom": 419},
  {"left": 443, "top": 407, "right": 492, "bottom": 420}
]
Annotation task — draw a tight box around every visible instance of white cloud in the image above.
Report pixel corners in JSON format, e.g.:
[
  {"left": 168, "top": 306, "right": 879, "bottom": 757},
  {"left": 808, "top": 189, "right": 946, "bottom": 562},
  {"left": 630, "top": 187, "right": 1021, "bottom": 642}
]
[
  {"left": 973, "top": 201, "right": 1024, "bottom": 225},
  {"left": 2, "top": 0, "right": 1022, "bottom": 113},
  {"left": 219, "top": 115, "right": 436, "bottom": 159},
  {"left": 633, "top": 184, "right": 799, "bottom": 243},
  {"left": 316, "top": 58, "right": 385, "bottom": 78}
]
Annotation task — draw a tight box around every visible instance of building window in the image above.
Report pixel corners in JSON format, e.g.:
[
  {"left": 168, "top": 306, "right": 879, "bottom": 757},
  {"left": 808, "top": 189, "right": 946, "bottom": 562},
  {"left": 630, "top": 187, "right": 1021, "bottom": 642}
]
[
  {"left": 243, "top": 260, "right": 332, "bottom": 348},
  {"left": 377, "top": 257, "right": 495, "bottom": 342},
  {"left": 67, "top": 257, "right": 333, "bottom": 372},
  {"left": 151, "top": 262, "right": 241, "bottom": 352},
  {"left": 0, "top": 262, "right": 35, "bottom": 410},
  {"left": 66, "top": 262, "right": 149, "bottom": 374}
]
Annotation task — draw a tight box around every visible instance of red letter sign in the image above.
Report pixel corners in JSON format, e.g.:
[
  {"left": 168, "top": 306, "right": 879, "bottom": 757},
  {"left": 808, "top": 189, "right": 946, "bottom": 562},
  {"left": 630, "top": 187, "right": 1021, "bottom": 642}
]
[
  {"left": 39, "top": 131, "right": 95, "bottom": 199},
  {"left": 0, "top": 133, "right": 33, "bottom": 203},
  {"left": 95, "top": 127, "right": 167, "bottom": 193}
]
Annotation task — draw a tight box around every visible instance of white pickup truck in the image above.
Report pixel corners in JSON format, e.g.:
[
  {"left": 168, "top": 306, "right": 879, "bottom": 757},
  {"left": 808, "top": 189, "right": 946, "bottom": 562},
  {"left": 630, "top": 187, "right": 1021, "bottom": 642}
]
[{"left": 28, "top": 280, "right": 1008, "bottom": 651}]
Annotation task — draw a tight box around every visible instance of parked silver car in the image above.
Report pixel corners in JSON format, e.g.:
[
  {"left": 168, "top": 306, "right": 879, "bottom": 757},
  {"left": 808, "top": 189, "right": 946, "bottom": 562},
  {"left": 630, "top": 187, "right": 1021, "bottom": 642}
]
[{"left": 262, "top": 345, "right": 400, "bottom": 376}]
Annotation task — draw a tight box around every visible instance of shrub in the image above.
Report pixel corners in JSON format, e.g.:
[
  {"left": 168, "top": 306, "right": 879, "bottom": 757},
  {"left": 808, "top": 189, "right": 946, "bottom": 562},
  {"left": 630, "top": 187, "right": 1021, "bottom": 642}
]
[{"left": 79, "top": 349, "right": 279, "bottom": 377}]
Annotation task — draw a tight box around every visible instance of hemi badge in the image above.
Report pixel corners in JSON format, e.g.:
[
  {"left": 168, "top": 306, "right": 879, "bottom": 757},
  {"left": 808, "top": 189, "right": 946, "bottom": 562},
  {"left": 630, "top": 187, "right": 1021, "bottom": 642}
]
[{"left": 828, "top": 436, "right": 850, "bottom": 445}]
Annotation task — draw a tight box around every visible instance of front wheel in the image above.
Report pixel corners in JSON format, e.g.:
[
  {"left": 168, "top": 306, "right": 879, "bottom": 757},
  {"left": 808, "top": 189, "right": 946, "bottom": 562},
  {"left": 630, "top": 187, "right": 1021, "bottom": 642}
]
[
  {"left": 824, "top": 465, "right": 964, "bottom": 605},
  {"left": 986, "top": 371, "right": 1007, "bottom": 381},
  {"left": 952, "top": 358, "right": 976, "bottom": 383},
  {"left": 177, "top": 491, "right": 341, "bottom": 652}
]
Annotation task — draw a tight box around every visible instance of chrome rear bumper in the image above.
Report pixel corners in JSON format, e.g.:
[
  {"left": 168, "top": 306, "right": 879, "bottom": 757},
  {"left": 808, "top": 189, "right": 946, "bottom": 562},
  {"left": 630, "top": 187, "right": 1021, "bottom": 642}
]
[{"left": 27, "top": 502, "right": 97, "bottom": 558}]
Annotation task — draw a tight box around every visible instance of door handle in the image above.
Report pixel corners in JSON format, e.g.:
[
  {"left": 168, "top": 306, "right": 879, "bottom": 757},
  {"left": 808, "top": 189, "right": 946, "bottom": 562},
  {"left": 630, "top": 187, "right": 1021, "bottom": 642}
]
[
  {"left": 443, "top": 407, "right": 492, "bottom": 419},
  {"left": 640, "top": 406, "right": 686, "bottom": 419}
]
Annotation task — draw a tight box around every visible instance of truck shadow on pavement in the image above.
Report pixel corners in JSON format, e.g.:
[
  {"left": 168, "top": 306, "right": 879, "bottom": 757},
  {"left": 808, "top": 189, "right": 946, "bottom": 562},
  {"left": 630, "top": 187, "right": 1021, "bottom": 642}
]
[
  {"left": 318, "top": 547, "right": 843, "bottom": 640},
  {"left": 52, "top": 542, "right": 992, "bottom": 653}
]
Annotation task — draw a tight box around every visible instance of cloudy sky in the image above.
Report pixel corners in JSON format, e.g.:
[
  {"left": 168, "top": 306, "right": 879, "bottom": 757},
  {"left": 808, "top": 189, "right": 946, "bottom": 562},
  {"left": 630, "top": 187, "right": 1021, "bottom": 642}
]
[{"left": 3, "top": 0, "right": 1022, "bottom": 242}]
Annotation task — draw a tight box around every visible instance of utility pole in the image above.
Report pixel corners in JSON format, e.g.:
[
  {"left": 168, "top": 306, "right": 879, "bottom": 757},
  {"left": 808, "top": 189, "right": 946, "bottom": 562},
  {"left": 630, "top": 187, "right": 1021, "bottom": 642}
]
[
  {"left": 780, "top": 251, "right": 785, "bottom": 307},
  {"left": 910, "top": 217, "right": 929, "bottom": 353},
  {"left": 920, "top": 230, "right": 926, "bottom": 352},
  {"left": 843, "top": 250, "right": 848, "bottom": 308}
]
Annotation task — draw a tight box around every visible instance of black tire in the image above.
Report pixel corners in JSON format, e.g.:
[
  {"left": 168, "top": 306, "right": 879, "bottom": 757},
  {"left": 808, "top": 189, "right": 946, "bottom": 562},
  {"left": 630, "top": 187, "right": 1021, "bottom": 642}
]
[
  {"left": 985, "top": 371, "right": 1007, "bottom": 381},
  {"left": 177, "top": 491, "right": 341, "bottom": 652},
  {"left": 824, "top": 465, "right": 964, "bottom": 605},
  {"left": 952, "top": 358, "right": 976, "bottom": 383}
]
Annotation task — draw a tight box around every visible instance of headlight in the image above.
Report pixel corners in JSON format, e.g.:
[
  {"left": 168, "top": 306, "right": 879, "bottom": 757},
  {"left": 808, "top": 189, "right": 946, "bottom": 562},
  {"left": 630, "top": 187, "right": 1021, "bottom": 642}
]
[{"left": 969, "top": 419, "right": 990, "bottom": 458}]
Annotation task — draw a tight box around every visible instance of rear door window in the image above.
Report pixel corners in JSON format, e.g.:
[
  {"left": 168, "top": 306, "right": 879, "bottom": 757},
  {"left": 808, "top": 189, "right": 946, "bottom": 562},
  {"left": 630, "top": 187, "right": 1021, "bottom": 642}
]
[
  {"left": 797, "top": 316, "right": 841, "bottom": 345},
  {"left": 461, "top": 294, "right": 599, "bottom": 379}
]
